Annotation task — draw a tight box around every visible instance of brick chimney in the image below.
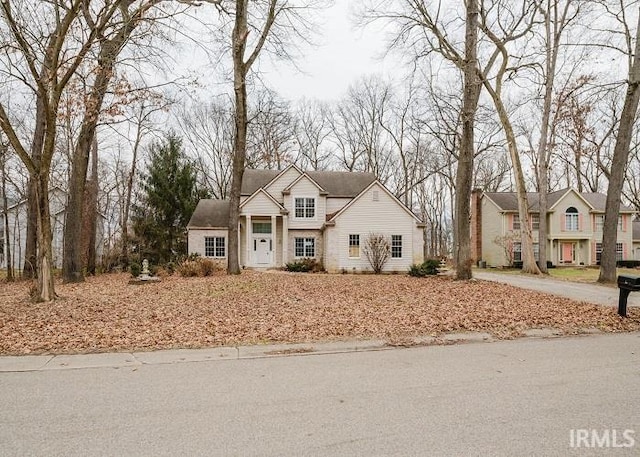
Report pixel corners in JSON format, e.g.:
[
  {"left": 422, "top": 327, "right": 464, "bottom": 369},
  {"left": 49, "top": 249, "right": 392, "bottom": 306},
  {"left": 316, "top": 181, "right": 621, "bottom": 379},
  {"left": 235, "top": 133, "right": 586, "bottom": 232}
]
[{"left": 470, "top": 189, "right": 483, "bottom": 262}]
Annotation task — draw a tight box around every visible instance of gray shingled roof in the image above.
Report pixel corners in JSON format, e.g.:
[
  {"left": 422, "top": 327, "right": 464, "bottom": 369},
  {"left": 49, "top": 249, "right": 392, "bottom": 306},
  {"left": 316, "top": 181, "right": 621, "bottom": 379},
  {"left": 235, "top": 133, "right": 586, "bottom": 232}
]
[
  {"left": 633, "top": 220, "right": 640, "bottom": 241},
  {"left": 240, "top": 168, "right": 376, "bottom": 197},
  {"left": 187, "top": 199, "right": 230, "bottom": 228},
  {"left": 306, "top": 170, "right": 376, "bottom": 197},
  {"left": 241, "top": 169, "right": 280, "bottom": 195},
  {"left": 484, "top": 188, "right": 635, "bottom": 212}
]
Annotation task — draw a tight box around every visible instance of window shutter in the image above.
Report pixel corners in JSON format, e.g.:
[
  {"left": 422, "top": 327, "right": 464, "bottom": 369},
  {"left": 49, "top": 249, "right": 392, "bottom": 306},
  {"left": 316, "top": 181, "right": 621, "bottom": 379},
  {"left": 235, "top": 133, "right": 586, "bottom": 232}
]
[
  {"left": 622, "top": 215, "right": 627, "bottom": 232},
  {"left": 624, "top": 243, "right": 628, "bottom": 259},
  {"left": 579, "top": 214, "right": 584, "bottom": 232},
  {"left": 592, "top": 241, "right": 596, "bottom": 265},
  {"left": 509, "top": 214, "right": 514, "bottom": 231}
]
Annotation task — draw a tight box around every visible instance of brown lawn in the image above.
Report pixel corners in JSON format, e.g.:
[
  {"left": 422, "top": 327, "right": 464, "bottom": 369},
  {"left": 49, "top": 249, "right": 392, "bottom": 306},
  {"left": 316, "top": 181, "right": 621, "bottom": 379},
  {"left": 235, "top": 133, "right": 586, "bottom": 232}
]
[{"left": 1, "top": 271, "right": 639, "bottom": 355}]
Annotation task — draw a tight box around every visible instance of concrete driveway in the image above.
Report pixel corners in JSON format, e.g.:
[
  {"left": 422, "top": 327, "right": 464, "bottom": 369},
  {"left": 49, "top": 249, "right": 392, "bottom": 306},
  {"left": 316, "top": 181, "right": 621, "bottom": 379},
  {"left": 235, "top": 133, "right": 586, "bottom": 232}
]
[{"left": 474, "top": 270, "right": 640, "bottom": 308}]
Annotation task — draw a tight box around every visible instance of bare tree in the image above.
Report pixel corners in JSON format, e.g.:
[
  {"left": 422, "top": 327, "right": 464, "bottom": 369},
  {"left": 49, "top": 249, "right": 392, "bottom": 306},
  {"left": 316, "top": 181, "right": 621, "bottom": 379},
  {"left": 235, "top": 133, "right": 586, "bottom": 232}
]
[
  {"left": 293, "top": 98, "right": 333, "bottom": 170},
  {"left": 454, "top": 0, "right": 481, "bottom": 279},
  {"left": 0, "top": 0, "right": 129, "bottom": 300},
  {"left": 599, "top": 5, "right": 640, "bottom": 283},
  {"left": 222, "top": 0, "right": 329, "bottom": 274},
  {"left": 63, "top": 0, "right": 180, "bottom": 283}
]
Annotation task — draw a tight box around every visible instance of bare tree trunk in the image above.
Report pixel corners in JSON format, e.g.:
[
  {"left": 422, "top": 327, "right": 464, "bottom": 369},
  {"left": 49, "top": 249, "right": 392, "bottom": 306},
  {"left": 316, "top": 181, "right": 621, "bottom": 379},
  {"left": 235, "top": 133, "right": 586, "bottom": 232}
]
[
  {"left": 23, "top": 98, "right": 46, "bottom": 279},
  {"left": 455, "top": 0, "right": 480, "bottom": 280},
  {"left": 227, "top": 0, "right": 278, "bottom": 274},
  {"left": 598, "top": 11, "right": 640, "bottom": 283},
  {"left": 34, "top": 178, "right": 55, "bottom": 301},
  {"left": 1, "top": 142, "right": 13, "bottom": 281},
  {"left": 85, "top": 135, "right": 99, "bottom": 275},
  {"left": 122, "top": 121, "right": 143, "bottom": 268},
  {"left": 63, "top": 25, "right": 132, "bottom": 282},
  {"left": 227, "top": 0, "right": 250, "bottom": 275}
]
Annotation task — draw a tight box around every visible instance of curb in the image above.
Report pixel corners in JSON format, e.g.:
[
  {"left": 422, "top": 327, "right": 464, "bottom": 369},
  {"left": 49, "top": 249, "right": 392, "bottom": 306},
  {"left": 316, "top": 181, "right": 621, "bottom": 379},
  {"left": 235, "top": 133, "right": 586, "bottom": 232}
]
[{"left": 0, "top": 329, "right": 619, "bottom": 373}]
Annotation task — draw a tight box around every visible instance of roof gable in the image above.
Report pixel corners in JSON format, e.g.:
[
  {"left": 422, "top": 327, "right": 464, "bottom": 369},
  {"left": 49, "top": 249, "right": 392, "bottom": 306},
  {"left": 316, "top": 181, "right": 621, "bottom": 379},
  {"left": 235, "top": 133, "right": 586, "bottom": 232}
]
[
  {"left": 282, "top": 172, "right": 327, "bottom": 195},
  {"left": 240, "top": 188, "right": 286, "bottom": 212},
  {"left": 548, "top": 188, "right": 594, "bottom": 211},
  {"left": 328, "top": 180, "right": 421, "bottom": 223}
]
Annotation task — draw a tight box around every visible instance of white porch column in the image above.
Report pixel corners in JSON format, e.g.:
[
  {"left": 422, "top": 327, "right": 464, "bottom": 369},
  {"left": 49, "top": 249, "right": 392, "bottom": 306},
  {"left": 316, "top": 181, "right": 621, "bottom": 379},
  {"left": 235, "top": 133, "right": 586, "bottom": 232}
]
[
  {"left": 246, "top": 214, "right": 252, "bottom": 266},
  {"left": 271, "top": 215, "right": 277, "bottom": 267},
  {"left": 282, "top": 214, "right": 289, "bottom": 264}
]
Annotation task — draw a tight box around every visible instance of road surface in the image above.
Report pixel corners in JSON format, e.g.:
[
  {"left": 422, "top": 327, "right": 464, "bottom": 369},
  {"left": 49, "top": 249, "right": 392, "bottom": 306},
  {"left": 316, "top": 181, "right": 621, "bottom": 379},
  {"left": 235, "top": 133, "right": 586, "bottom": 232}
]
[{"left": 1, "top": 333, "right": 639, "bottom": 456}]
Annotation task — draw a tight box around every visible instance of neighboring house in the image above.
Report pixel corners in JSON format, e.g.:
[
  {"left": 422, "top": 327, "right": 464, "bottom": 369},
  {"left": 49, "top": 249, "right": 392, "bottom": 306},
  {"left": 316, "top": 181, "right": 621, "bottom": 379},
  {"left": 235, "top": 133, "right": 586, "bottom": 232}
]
[
  {"left": 1, "top": 187, "right": 105, "bottom": 271},
  {"left": 471, "top": 188, "right": 637, "bottom": 267},
  {"left": 187, "top": 165, "right": 425, "bottom": 272},
  {"left": 633, "top": 220, "right": 640, "bottom": 261}
]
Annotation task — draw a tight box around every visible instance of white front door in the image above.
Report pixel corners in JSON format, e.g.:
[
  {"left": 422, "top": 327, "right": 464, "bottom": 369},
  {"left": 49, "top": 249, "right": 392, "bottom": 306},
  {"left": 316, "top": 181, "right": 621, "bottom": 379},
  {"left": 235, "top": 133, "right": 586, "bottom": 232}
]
[{"left": 254, "top": 237, "right": 271, "bottom": 265}]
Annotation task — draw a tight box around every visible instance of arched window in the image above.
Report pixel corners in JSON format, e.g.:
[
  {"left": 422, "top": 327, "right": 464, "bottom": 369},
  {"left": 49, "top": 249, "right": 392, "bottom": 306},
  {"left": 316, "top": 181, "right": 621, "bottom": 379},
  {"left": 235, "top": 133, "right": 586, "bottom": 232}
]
[{"left": 565, "top": 207, "right": 579, "bottom": 231}]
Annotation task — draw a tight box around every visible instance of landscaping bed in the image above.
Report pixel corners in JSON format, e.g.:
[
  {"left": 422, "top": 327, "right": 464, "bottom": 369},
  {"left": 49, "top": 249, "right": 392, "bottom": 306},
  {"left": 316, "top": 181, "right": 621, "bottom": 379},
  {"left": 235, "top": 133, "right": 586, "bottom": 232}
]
[{"left": 1, "top": 271, "right": 638, "bottom": 355}]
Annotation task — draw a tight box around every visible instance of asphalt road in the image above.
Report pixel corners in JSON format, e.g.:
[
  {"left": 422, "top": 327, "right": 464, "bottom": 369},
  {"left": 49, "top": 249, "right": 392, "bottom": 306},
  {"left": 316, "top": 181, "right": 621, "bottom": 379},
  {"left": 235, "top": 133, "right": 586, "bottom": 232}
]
[{"left": 1, "top": 333, "right": 639, "bottom": 456}]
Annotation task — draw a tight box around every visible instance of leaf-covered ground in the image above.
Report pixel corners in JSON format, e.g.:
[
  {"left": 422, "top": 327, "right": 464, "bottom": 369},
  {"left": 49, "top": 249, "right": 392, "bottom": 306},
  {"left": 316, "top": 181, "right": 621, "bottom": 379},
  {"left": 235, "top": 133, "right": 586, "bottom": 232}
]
[{"left": 1, "top": 271, "right": 639, "bottom": 355}]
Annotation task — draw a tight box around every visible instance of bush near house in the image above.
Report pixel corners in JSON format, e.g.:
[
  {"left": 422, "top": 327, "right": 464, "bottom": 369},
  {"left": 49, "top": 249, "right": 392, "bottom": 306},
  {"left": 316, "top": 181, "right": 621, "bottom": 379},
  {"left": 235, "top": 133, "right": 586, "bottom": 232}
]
[
  {"left": 285, "top": 258, "right": 322, "bottom": 273},
  {"left": 177, "top": 257, "right": 217, "bottom": 277},
  {"left": 408, "top": 259, "right": 440, "bottom": 277},
  {"left": 617, "top": 260, "right": 640, "bottom": 268}
]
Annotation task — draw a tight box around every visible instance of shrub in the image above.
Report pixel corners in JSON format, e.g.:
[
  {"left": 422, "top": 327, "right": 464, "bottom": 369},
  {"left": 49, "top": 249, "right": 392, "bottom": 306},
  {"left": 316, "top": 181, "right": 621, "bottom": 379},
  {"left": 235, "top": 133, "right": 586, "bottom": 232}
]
[
  {"left": 177, "top": 257, "right": 217, "bottom": 277},
  {"left": 363, "top": 233, "right": 391, "bottom": 274},
  {"left": 617, "top": 260, "right": 640, "bottom": 268},
  {"left": 130, "top": 262, "right": 141, "bottom": 278},
  {"left": 286, "top": 258, "right": 321, "bottom": 273},
  {"left": 408, "top": 259, "right": 440, "bottom": 277}
]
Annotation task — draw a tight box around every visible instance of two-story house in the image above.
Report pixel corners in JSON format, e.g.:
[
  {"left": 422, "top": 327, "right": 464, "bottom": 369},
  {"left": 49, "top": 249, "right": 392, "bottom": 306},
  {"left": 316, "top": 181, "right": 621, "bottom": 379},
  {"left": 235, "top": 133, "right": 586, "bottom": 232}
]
[
  {"left": 187, "top": 165, "right": 425, "bottom": 272},
  {"left": 471, "top": 188, "right": 637, "bottom": 267}
]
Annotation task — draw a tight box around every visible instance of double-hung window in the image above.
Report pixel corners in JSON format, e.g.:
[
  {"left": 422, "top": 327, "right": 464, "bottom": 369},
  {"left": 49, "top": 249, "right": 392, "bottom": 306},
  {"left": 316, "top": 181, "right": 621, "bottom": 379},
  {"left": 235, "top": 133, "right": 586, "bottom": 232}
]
[
  {"left": 513, "top": 242, "right": 522, "bottom": 262},
  {"left": 531, "top": 214, "right": 540, "bottom": 231},
  {"left": 595, "top": 215, "right": 604, "bottom": 232},
  {"left": 391, "top": 235, "right": 402, "bottom": 258},
  {"left": 349, "top": 234, "right": 360, "bottom": 258},
  {"left": 205, "top": 236, "right": 226, "bottom": 258},
  {"left": 512, "top": 214, "right": 521, "bottom": 230},
  {"left": 295, "top": 237, "right": 315, "bottom": 258},
  {"left": 294, "top": 197, "right": 315, "bottom": 219},
  {"left": 565, "top": 207, "right": 579, "bottom": 231},
  {"left": 596, "top": 243, "right": 603, "bottom": 263},
  {"left": 617, "top": 242, "right": 624, "bottom": 261}
]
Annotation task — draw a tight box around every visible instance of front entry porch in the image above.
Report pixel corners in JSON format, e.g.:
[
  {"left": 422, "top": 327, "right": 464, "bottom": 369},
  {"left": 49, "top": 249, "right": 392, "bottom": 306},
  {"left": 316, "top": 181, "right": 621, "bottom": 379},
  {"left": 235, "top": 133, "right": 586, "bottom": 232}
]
[
  {"left": 551, "top": 238, "right": 591, "bottom": 266},
  {"left": 240, "top": 214, "right": 288, "bottom": 269}
]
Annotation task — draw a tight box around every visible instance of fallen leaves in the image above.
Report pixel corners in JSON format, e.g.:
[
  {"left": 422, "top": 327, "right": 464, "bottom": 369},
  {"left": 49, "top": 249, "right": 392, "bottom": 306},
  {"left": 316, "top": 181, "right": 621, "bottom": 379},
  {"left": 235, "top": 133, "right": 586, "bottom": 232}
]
[{"left": 0, "top": 271, "right": 638, "bottom": 355}]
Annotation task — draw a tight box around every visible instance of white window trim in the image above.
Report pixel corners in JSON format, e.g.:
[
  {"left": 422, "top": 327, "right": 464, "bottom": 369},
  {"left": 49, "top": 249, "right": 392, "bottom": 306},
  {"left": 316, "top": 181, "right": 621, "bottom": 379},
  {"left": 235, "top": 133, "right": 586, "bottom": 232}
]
[
  {"left": 294, "top": 237, "right": 315, "bottom": 258},
  {"left": 391, "top": 235, "right": 402, "bottom": 259},
  {"left": 293, "top": 196, "right": 317, "bottom": 221},
  {"left": 348, "top": 234, "right": 360, "bottom": 259},
  {"left": 204, "top": 236, "right": 226, "bottom": 258}
]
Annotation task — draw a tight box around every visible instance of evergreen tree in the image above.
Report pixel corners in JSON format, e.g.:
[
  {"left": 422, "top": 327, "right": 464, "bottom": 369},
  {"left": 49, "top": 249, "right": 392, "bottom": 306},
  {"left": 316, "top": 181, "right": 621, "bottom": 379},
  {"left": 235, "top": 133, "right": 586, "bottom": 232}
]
[{"left": 132, "top": 133, "right": 207, "bottom": 265}]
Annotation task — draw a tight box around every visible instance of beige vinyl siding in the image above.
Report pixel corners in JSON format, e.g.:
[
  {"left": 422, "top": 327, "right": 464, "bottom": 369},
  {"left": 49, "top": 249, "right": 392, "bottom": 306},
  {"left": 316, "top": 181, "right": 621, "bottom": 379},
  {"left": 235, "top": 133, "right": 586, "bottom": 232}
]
[
  {"left": 480, "top": 198, "right": 505, "bottom": 267},
  {"left": 549, "top": 191, "right": 592, "bottom": 236},
  {"left": 328, "top": 182, "right": 418, "bottom": 273},
  {"left": 264, "top": 167, "right": 301, "bottom": 203},
  {"left": 284, "top": 177, "right": 326, "bottom": 230},
  {"left": 241, "top": 192, "right": 281, "bottom": 216},
  {"left": 188, "top": 229, "right": 228, "bottom": 258},
  {"left": 286, "top": 229, "right": 323, "bottom": 265},
  {"left": 326, "top": 197, "right": 352, "bottom": 214}
]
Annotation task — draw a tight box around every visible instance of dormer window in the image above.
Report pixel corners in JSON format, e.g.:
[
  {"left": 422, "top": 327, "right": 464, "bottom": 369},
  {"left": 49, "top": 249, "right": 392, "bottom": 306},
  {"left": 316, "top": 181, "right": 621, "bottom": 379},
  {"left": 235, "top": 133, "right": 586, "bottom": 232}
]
[
  {"left": 565, "top": 207, "right": 579, "bottom": 231},
  {"left": 294, "top": 197, "right": 315, "bottom": 219}
]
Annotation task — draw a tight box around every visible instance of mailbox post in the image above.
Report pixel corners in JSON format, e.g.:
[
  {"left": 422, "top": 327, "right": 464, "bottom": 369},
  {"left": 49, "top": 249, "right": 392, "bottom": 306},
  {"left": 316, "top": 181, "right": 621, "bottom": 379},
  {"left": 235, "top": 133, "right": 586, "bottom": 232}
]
[{"left": 617, "top": 275, "right": 640, "bottom": 317}]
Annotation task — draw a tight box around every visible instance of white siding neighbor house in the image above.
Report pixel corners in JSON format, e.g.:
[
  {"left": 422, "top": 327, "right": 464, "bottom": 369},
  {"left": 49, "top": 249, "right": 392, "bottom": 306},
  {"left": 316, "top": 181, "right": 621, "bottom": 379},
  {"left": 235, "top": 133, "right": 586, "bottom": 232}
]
[
  {"left": 1, "top": 187, "right": 105, "bottom": 271},
  {"left": 187, "top": 165, "right": 425, "bottom": 273},
  {"left": 470, "top": 188, "right": 637, "bottom": 267}
]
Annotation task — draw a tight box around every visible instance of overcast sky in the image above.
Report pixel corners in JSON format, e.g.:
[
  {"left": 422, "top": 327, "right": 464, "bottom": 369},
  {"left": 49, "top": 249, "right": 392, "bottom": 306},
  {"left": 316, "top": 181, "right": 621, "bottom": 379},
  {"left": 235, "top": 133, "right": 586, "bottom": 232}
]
[{"left": 259, "top": 1, "right": 396, "bottom": 101}]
